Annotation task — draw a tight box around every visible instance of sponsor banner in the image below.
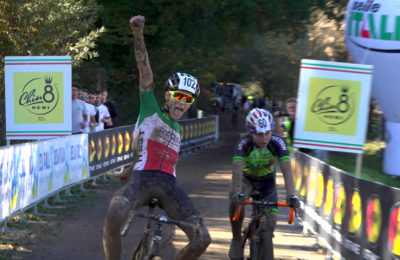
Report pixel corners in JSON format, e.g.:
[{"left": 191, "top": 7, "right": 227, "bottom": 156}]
[
  {"left": 0, "top": 135, "right": 89, "bottom": 223},
  {"left": 5, "top": 56, "right": 72, "bottom": 139},
  {"left": 13, "top": 144, "right": 35, "bottom": 215},
  {"left": 345, "top": 0, "right": 400, "bottom": 175},
  {"left": 345, "top": 0, "right": 400, "bottom": 123},
  {"left": 293, "top": 150, "right": 400, "bottom": 259},
  {"left": 36, "top": 140, "right": 53, "bottom": 199},
  {"left": 88, "top": 125, "right": 135, "bottom": 177},
  {"left": 68, "top": 134, "right": 89, "bottom": 184},
  {"left": 180, "top": 116, "right": 217, "bottom": 152},
  {"left": 294, "top": 59, "right": 373, "bottom": 153},
  {"left": 0, "top": 146, "right": 15, "bottom": 221}
]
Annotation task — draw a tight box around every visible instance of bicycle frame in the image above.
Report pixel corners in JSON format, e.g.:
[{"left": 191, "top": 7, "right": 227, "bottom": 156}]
[
  {"left": 121, "top": 198, "right": 198, "bottom": 260},
  {"left": 232, "top": 199, "right": 295, "bottom": 260}
]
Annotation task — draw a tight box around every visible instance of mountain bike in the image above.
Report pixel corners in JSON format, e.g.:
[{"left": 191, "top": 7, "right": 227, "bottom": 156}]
[
  {"left": 121, "top": 198, "right": 199, "bottom": 260},
  {"left": 232, "top": 193, "right": 295, "bottom": 260}
]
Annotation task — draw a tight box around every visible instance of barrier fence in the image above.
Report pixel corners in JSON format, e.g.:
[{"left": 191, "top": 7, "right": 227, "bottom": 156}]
[
  {"left": 0, "top": 134, "right": 89, "bottom": 223},
  {"left": 293, "top": 150, "right": 400, "bottom": 260},
  {"left": 0, "top": 115, "right": 218, "bottom": 229}
]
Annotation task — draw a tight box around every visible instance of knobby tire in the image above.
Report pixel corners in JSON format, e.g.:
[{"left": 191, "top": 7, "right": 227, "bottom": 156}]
[{"left": 131, "top": 222, "right": 175, "bottom": 260}]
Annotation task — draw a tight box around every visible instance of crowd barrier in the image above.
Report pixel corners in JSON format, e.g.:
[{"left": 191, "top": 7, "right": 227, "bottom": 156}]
[
  {"left": 293, "top": 150, "right": 400, "bottom": 260},
  {"left": 0, "top": 115, "right": 218, "bottom": 230},
  {"left": 0, "top": 134, "right": 89, "bottom": 224}
]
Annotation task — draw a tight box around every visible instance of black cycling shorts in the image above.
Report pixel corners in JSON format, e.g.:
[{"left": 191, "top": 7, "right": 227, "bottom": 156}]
[
  {"left": 244, "top": 175, "right": 277, "bottom": 201},
  {"left": 115, "top": 170, "right": 201, "bottom": 221}
]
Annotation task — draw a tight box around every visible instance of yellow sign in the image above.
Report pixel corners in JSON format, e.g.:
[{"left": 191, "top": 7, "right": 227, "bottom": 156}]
[
  {"left": 14, "top": 72, "right": 64, "bottom": 124},
  {"left": 305, "top": 77, "right": 361, "bottom": 136}
]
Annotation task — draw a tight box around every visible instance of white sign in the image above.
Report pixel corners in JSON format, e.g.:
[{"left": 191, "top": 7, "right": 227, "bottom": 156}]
[
  {"left": 5, "top": 56, "right": 72, "bottom": 139},
  {"left": 345, "top": 0, "right": 400, "bottom": 174},
  {"left": 294, "top": 59, "right": 373, "bottom": 153}
]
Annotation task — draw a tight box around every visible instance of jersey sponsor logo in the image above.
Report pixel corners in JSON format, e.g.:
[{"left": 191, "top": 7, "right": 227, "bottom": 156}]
[
  {"left": 143, "top": 139, "right": 178, "bottom": 175},
  {"left": 272, "top": 135, "right": 287, "bottom": 150},
  {"left": 135, "top": 129, "right": 145, "bottom": 163},
  {"left": 237, "top": 139, "right": 247, "bottom": 152}
]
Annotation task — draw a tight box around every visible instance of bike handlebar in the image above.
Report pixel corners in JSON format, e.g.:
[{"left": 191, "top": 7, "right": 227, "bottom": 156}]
[
  {"left": 134, "top": 213, "right": 198, "bottom": 230},
  {"left": 232, "top": 200, "right": 295, "bottom": 224}
]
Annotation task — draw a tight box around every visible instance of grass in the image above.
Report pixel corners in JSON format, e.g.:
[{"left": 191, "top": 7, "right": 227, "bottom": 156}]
[{"left": 327, "top": 140, "right": 400, "bottom": 188}]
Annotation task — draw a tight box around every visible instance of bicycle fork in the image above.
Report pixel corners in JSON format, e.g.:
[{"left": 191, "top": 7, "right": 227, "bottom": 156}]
[
  {"left": 146, "top": 222, "right": 162, "bottom": 258},
  {"left": 245, "top": 215, "right": 274, "bottom": 260}
]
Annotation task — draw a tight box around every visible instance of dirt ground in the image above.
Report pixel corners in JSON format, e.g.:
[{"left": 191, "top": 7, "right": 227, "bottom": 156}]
[{"left": 1, "top": 113, "right": 329, "bottom": 260}]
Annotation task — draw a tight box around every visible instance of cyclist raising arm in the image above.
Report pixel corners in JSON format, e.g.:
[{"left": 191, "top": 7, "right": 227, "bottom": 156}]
[
  {"left": 103, "top": 15, "right": 210, "bottom": 260},
  {"left": 228, "top": 108, "right": 300, "bottom": 260}
]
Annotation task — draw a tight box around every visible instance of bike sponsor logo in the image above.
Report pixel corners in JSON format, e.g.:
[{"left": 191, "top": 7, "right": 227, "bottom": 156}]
[
  {"left": 14, "top": 72, "right": 63, "bottom": 123},
  {"left": 346, "top": 1, "right": 400, "bottom": 52},
  {"left": 305, "top": 77, "right": 360, "bottom": 135}
]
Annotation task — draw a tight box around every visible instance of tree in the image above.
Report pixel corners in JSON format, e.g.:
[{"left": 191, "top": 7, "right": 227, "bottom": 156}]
[
  {"left": 85, "top": 0, "right": 349, "bottom": 124},
  {"left": 0, "top": 0, "right": 105, "bottom": 145},
  {"left": 230, "top": 7, "right": 349, "bottom": 103}
]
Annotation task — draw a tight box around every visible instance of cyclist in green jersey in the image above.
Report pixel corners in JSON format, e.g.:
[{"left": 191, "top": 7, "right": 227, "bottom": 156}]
[
  {"left": 103, "top": 15, "right": 210, "bottom": 260},
  {"left": 228, "top": 108, "right": 300, "bottom": 260}
]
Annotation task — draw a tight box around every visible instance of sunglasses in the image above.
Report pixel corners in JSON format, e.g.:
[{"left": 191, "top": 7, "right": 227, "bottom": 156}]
[{"left": 169, "top": 91, "right": 195, "bottom": 104}]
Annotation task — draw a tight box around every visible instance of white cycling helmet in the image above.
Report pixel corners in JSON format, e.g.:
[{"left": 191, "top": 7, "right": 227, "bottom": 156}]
[
  {"left": 164, "top": 72, "right": 200, "bottom": 98},
  {"left": 246, "top": 108, "right": 275, "bottom": 133}
]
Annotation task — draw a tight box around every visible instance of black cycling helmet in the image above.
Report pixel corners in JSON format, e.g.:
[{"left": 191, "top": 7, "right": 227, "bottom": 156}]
[{"left": 164, "top": 72, "right": 200, "bottom": 99}]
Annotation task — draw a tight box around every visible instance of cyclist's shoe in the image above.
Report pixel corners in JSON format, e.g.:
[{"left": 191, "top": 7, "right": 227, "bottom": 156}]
[{"left": 229, "top": 238, "right": 243, "bottom": 260}]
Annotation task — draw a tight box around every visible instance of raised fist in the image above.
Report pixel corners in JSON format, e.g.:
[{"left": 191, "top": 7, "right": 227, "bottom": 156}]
[{"left": 130, "top": 15, "right": 145, "bottom": 33}]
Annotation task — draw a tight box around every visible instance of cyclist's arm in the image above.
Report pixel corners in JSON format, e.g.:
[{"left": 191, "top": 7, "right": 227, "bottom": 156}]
[
  {"left": 279, "top": 160, "right": 295, "bottom": 196},
  {"left": 119, "top": 161, "right": 134, "bottom": 181},
  {"left": 130, "top": 15, "right": 154, "bottom": 92},
  {"left": 232, "top": 160, "right": 244, "bottom": 194},
  {"left": 271, "top": 134, "right": 295, "bottom": 195}
]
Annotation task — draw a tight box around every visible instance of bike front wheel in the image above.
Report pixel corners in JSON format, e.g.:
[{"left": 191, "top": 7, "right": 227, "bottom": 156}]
[
  {"left": 131, "top": 237, "right": 147, "bottom": 260},
  {"left": 257, "top": 231, "right": 273, "bottom": 260}
]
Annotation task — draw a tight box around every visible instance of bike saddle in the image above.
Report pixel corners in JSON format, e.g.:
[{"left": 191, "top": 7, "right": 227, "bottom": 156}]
[
  {"left": 250, "top": 190, "right": 261, "bottom": 200},
  {"left": 148, "top": 198, "right": 159, "bottom": 208}
]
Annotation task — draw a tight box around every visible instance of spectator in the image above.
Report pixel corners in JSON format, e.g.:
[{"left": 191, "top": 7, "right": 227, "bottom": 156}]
[
  {"left": 251, "top": 93, "right": 265, "bottom": 109},
  {"left": 71, "top": 83, "right": 89, "bottom": 134},
  {"left": 93, "top": 90, "right": 112, "bottom": 132},
  {"left": 79, "top": 88, "right": 96, "bottom": 132},
  {"left": 277, "top": 98, "right": 328, "bottom": 161},
  {"left": 101, "top": 88, "right": 118, "bottom": 128}
]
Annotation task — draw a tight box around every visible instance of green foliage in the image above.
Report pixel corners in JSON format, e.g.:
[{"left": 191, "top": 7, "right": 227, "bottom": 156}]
[
  {"left": 0, "top": 0, "right": 104, "bottom": 63},
  {"left": 233, "top": 9, "right": 350, "bottom": 102},
  {"left": 86, "top": 0, "right": 348, "bottom": 125},
  {"left": 0, "top": 0, "right": 105, "bottom": 145},
  {"left": 328, "top": 141, "right": 400, "bottom": 188},
  {"left": 0, "top": 0, "right": 350, "bottom": 138}
]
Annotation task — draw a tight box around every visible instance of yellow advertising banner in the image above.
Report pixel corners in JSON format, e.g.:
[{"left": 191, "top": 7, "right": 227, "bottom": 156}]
[
  {"left": 305, "top": 77, "right": 361, "bottom": 136},
  {"left": 294, "top": 59, "right": 372, "bottom": 153},
  {"left": 14, "top": 72, "right": 64, "bottom": 124}
]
